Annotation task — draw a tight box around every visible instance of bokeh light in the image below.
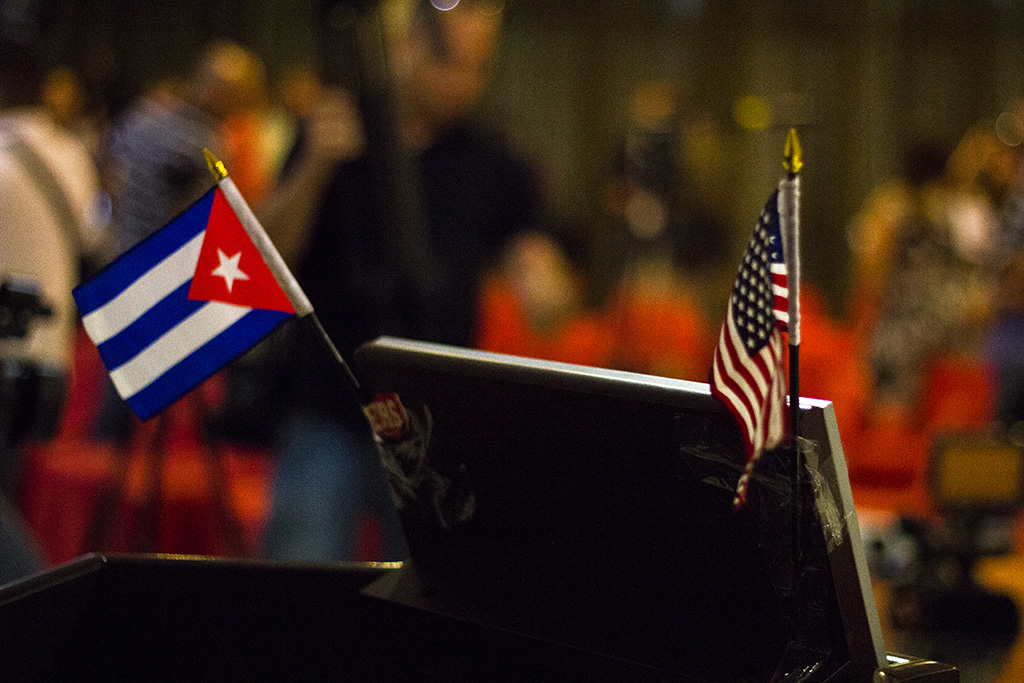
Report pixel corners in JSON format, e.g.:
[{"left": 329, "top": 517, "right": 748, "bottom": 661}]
[
  {"left": 733, "top": 95, "right": 772, "bottom": 131},
  {"left": 995, "top": 111, "right": 1024, "bottom": 147}
]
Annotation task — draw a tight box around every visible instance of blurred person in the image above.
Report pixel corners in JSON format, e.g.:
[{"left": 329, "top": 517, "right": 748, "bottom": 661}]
[
  {"left": 476, "top": 231, "right": 615, "bottom": 367},
  {"left": 0, "top": 66, "right": 108, "bottom": 582},
  {"left": 848, "top": 139, "right": 996, "bottom": 422},
  {"left": 986, "top": 249, "right": 1024, "bottom": 426},
  {"left": 260, "top": 63, "right": 326, "bottom": 180},
  {"left": 41, "top": 67, "right": 95, "bottom": 151},
  {"left": 605, "top": 258, "right": 716, "bottom": 381},
  {"left": 983, "top": 102, "right": 1024, "bottom": 427},
  {"left": 104, "top": 39, "right": 264, "bottom": 254},
  {"left": 602, "top": 80, "right": 729, "bottom": 279},
  {"left": 94, "top": 41, "right": 266, "bottom": 443},
  {"left": 595, "top": 80, "right": 726, "bottom": 380},
  {"left": 220, "top": 53, "right": 273, "bottom": 205},
  {"left": 259, "top": 0, "right": 545, "bottom": 562},
  {"left": 40, "top": 66, "right": 118, "bottom": 274}
]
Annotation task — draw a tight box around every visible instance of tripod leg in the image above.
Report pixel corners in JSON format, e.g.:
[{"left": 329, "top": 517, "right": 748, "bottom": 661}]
[
  {"left": 82, "top": 440, "right": 130, "bottom": 552},
  {"left": 131, "top": 414, "right": 168, "bottom": 553},
  {"left": 191, "top": 391, "right": 251, "bottom": 558}
]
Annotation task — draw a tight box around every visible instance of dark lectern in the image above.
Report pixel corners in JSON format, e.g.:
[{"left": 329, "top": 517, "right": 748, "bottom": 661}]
[{"left": 0, "top": 338, "right": 957, "bottom": 681}]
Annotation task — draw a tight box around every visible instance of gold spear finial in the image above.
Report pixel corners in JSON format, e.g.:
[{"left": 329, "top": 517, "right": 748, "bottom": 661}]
[
  {"left": 204, "top": 148, "right": 228, "bottom": 181},
  {"left": 783, "top": 127, "right": 803, "bottom": 176}
]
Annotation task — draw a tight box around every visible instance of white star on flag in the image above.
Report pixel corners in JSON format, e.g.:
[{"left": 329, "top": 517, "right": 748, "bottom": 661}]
[{"left": 212, "top": 248, "right": 249, "bottom": 293}]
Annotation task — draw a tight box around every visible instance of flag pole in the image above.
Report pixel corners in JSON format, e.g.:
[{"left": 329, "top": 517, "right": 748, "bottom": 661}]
[
  {"left": 204, "top": 149, "right": 371, "bottom": 406},
  {"left": 780, "top": 129, "right": 803, "bottom": 564}
]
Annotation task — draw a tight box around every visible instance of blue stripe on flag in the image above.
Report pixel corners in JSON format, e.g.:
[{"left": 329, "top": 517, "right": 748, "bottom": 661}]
[
  {"left": 73, "top": 189, "right": 215, "bottom": 315},
  {"left": 125, "top": 308, "right": 291, "bottom": 420},
  {"left": 95, "top": 280, "right": 205, "bottom": 371}
]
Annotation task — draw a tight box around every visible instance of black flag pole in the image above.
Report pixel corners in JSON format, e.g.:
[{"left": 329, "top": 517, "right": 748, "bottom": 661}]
[
  {"left": 308, "top": 310, "right": 372, "bottom": 405},
  {"left": 780, "top": 129, "right": 803, "bottom": 565}
]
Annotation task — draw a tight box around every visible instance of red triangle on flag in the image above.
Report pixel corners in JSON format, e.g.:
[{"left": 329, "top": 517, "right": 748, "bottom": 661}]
[{"left": 188, "top": 188, "right": 296, "bottom": 314}]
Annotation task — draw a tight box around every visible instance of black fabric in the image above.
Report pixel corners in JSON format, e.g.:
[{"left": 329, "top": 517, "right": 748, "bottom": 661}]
[{"left": 288, "top": 125, "right": 540, "bottom": 417}]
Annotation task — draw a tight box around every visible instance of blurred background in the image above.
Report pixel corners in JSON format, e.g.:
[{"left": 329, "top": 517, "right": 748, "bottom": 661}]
[
  {"left": 6, "top": 0, "right": 1022, "bottom": 311},
  {"left": 5, "top": 0, "right": 1024, "bottom": 679}
]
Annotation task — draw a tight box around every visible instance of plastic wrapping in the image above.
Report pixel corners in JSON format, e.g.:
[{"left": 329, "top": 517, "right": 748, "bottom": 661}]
[
  {"left": 677, "top": 421, "right": 848, "bottom": 549},
  {"left": 800, "top": 435, "right": 850, "bottom": 555},
  {"left": 676, "top": 416, "right": 846, "bottom": 682}
]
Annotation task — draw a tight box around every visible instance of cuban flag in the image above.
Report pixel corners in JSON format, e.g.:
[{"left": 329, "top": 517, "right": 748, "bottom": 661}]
[{"left": 74, "top": 182, "right": 310, "bottom": 420}]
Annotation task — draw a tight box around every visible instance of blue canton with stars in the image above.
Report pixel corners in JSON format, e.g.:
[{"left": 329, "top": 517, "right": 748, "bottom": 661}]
[{"left": 731, "top": 191, "right": 784, "bottom": 353}]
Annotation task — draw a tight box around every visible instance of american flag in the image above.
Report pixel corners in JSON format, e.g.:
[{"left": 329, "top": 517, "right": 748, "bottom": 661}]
[{"left": 711, "top": 190, "right": 789, "bottom": 507}]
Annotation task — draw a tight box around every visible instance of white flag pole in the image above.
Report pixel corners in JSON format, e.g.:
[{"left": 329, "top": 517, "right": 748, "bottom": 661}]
[
  {"left": 780, "top": 129, "right": 802, "bottom": 422},
  {"left": 204, "top": 149, "right": 369, "bottom": 404},
  {"left": 780, "top": 129, "right": 803, "bottom": 562}
]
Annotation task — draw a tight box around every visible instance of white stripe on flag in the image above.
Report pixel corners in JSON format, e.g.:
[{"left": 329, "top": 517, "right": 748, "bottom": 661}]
[
  {"left": 713, "top": 310, "right": 757, "bottom": 433},
  {"left": 712, "top": 356, "right": 755, "bottom": 440},
  {"left": 772, "top": 286, "right": 788, "bottom": 297},
  {"left": 728, "top": 312, "right": 771, "bottom": 401},
  {"left": 109, "top": 301, "right": 249, "bottom": 399},
  {"left": 722, "top": 308, "right": 779, "bottom": 455},
  {"left": 761, "top": 334, "right": 784, "bottom": 446},
  {"left": 82, "top": 231, "right": 206, "bottom": 344}
]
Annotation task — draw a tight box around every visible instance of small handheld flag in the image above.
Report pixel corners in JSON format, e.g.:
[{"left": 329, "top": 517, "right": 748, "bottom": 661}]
[
  {"left": 711, "top": 189, "right": 790, "bottom": 507},
  {"left": 74, "top": 152, "right": 327, "bottom": 421}
]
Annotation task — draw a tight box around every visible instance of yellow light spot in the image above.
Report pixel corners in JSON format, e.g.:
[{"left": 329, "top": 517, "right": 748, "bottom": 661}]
[{"left": 734, "top": 95, "right": 772, "bottom": 131}]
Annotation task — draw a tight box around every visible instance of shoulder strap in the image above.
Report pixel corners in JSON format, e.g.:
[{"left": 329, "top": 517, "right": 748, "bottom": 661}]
[{"left": 4, "top": 135, "right": 84, "bottom": 255}]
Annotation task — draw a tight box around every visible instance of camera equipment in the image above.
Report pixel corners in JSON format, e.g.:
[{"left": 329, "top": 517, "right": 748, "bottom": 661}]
[
  {"left": 0, "top": 277, "right": 53, "bottom": 340},
  {"left": 0, "top": 277, "right": 60, "bottom": 451}
]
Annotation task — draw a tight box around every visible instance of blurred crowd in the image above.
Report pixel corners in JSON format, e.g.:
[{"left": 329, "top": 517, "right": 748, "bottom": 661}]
[{"left": 2, "top": 0, "right": 1024, "bottom": 577}]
